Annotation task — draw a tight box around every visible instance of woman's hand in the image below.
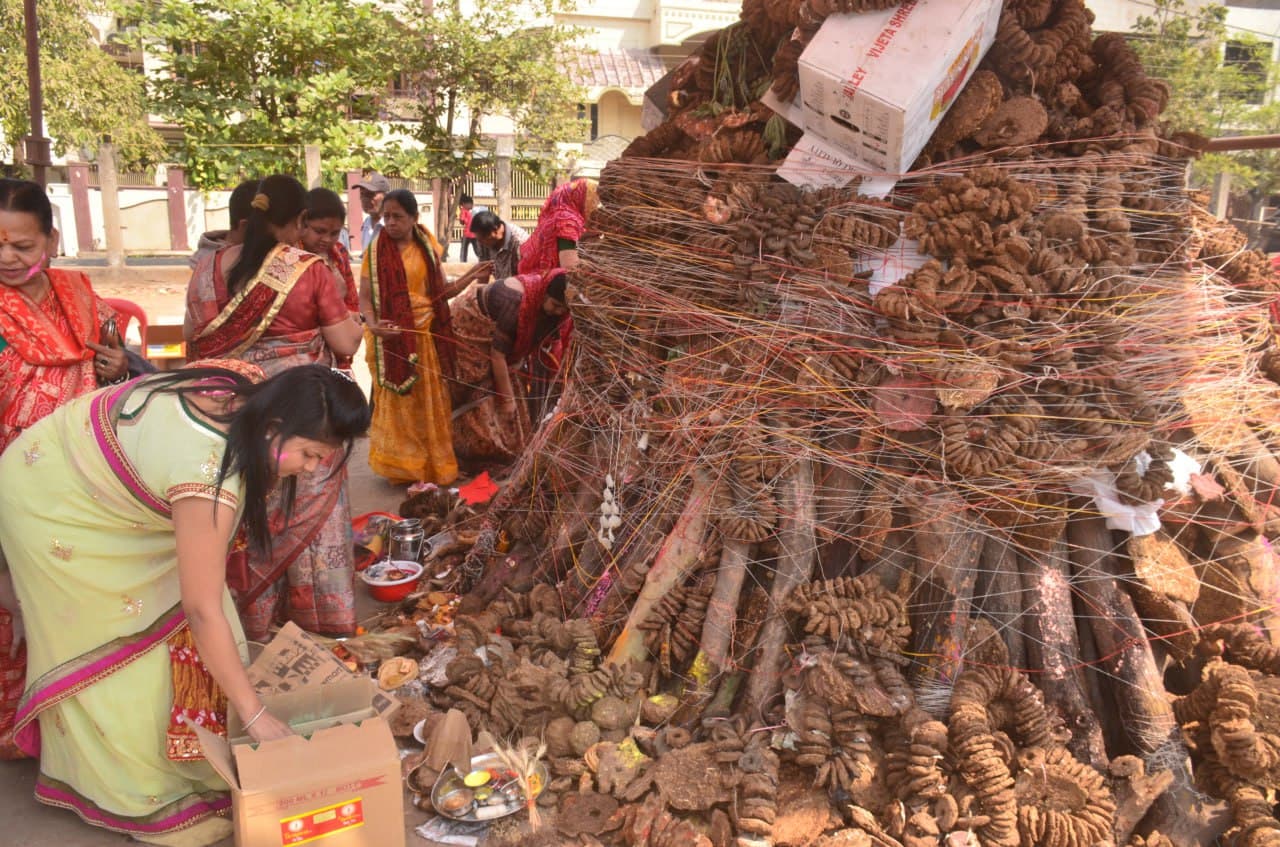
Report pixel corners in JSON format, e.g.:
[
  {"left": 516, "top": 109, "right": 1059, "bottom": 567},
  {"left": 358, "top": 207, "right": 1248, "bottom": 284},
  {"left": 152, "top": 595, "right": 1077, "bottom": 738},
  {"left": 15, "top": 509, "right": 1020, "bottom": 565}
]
[
  {"left": 87, "top": 340, "right": 128, "bottom": 383},
  {"left": 245, "top": 710, "right": 294, "bottom": 743},
  {"left": 365, "top": 318, "right": 404, "bottom": 339}
]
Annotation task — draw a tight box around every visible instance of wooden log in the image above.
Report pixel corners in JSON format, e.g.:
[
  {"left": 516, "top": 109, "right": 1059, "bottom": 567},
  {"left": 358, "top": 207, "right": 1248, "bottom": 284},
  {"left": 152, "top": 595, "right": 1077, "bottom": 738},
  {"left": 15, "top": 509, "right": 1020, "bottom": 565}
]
[
  {"left": 857, "top": 526, "right": 915, "bottom": 594},
  {"left": 691, "top": 537, "right": 753, "bottom": 682},
  {"left": 1019, "top": 537, "right": 1107, "bottom": 770},
  {"left": 1072, "top": 590, "right": 1124, "bottom": 756},
  {"left": 606, "top": 471, "right": 715, "bottom": 667},
  {"left": 972, "top": 528, "right": 1028, "bottom": 673},
  {"left": 1067, "top": 516, "right": 1225, "bottom": 846},
  {"left": 740, "top": 458, "right": 817, "bottom": 723},
  {"left": 1066, "top": 517, "right": 1174, "bottom": 753},
  {"left": 903, "top": 482, "right": 984, "bottom": 717},
  {"left": 814, "top": 430, "right": 866, "bottom": 580}
]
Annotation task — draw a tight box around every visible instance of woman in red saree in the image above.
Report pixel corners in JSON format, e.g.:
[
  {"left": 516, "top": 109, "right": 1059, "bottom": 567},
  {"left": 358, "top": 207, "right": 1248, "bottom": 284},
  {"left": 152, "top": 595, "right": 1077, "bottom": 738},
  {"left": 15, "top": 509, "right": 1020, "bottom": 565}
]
[
  {"left": 184, "top": 175, "right": 364, "bottom": 641},
  {"left": 517, "top": 178, "right": 598, "bottom": 276},
  {"left": 299, "top": 188, "right": 359, "bottom": 372},
  {"left": 0, "top": 178, "right": 128, "bottom": 454},
  {"left": 0, "top": 178, "right": 129, "bottom": 761},
  {"left": 450, "top": 269, "right": 569, "bottom": 464},
  {"left": 516, "top": 178, "right": 597, "bottom": 422}
]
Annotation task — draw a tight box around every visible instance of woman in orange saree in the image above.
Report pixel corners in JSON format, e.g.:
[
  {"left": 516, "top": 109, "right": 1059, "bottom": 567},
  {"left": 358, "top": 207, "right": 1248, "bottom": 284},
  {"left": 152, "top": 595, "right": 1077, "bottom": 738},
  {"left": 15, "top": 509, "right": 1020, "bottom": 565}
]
[
  {"left": 359, "top": 189, "right": 457, "bottom": 485},
  {"left": 184, "top": 175, "right": 364, "bottom": 640}
]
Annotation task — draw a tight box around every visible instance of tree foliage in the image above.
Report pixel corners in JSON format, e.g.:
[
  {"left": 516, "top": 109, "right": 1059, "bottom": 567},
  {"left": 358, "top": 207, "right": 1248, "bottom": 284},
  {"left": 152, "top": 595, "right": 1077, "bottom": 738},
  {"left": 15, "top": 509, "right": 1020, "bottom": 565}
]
[
  {"left": 0, "top": 0, "right": 161, "bottom": 167},
  {"left": 124, "top": 0, "right": 405, "bottom": 188},
  {"left": 1130, "top": 0, "right": 1280, "bottom": 198},
  {"left": 393, "top": 0, "right": 588, "bottom": 182}
]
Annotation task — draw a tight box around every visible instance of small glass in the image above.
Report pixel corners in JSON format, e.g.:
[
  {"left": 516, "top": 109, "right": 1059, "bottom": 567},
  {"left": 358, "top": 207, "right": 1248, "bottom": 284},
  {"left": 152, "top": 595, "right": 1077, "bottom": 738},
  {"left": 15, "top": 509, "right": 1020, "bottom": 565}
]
[{"left": 390, "top": 518, "right": 425, "bottom": 562}]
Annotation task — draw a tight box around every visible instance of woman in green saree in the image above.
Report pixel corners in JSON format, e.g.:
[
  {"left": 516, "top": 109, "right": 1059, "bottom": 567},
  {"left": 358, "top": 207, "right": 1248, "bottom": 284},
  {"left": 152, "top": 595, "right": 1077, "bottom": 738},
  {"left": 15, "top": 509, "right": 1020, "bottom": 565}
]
[{"left": 0, "top": 363, "right": 370, "bottom": 845}]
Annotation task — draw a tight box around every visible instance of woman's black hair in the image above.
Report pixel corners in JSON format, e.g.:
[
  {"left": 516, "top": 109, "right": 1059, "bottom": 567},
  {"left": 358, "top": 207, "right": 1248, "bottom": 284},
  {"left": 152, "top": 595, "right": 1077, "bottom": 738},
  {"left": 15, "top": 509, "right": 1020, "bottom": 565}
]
[
  {"left": 303, "top": 187, "right": 346, "bottom": 224},
  {"left": 225, "top": 174, "right": 307, "bottom": 297},
  {"left": 546, "top": 269, "right": 568, "bottom": 303},
  {"left": 382, "top": 188, "right": 418, "bottom": 218},
  {"left": 140, "top": 364, "right": 370, "bottom": 553},
  {"left": 0, "top": 178, "right": 53, "bottom": 234}
]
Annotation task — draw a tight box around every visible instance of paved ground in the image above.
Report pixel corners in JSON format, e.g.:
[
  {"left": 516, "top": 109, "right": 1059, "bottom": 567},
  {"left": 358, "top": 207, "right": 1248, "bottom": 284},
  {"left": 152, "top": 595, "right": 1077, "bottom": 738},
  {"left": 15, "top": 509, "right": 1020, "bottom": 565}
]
[{"left": 3, "top": 260, "right": 479, "bottom": 845}]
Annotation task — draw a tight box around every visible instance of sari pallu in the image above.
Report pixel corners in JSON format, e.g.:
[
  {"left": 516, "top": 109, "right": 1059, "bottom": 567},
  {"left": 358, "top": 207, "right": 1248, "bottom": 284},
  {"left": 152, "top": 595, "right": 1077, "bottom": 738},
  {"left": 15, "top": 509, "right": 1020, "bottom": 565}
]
[
  {"left": 367, "top": 225, "right": 456, "bottom": 392},
  {"left": 187, "top": 243, "right": 325, "bottom": 363},
  {"left": 324, "top": 242, "right": 359, "bottom": 371},
  {"left": 0, "top": 381, "right": 246, "bottom": 846},
  {"left": 234, "top": 456, "right": 355, "bottom": 640},
  {"left": 0, "top": 268, "right": 108, "bottom": 454}
]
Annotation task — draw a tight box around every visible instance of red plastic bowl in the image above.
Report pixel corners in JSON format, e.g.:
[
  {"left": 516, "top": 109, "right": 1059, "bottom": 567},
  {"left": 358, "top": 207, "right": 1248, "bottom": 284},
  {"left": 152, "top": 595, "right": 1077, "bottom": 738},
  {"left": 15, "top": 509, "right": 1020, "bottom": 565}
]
[{"left": 361, "top": 560, "right": 423, "bottom": 602}]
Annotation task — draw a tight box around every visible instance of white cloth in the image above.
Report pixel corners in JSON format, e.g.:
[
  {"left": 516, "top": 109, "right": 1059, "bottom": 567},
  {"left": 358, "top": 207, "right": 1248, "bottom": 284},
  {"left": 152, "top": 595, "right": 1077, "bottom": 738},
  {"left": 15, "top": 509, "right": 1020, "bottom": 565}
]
[{"left": 1069, "top": 448, "right": 1201, "bottom": 536}]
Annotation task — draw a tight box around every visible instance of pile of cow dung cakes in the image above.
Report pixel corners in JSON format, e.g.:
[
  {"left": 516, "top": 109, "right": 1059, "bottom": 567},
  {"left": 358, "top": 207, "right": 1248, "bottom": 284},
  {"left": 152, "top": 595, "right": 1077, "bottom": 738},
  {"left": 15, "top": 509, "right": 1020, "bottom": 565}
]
[{"left": 409, "top": 1, "right": 1280, "bottom": 845}]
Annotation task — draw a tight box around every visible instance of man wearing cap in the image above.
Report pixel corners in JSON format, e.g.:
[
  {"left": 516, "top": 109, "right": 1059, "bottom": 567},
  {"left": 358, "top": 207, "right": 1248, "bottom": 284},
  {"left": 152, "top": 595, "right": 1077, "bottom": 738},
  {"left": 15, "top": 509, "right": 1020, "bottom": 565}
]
[{"left": 356, "top": 173, "right": 390, "bottom": 251}]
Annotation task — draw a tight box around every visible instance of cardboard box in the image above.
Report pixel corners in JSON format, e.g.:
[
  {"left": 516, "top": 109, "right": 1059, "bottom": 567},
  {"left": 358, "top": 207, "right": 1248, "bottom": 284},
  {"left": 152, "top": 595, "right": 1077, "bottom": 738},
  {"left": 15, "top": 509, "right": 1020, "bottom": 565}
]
[
  {"left": 145, "top": 320, "right": 187, "bottom": 368},
  {"left": 194, "top": 624, "right": 405, "bottom": 847},
  {"left": 796, "top": 0, "right": 1002, "bottom": 173}
]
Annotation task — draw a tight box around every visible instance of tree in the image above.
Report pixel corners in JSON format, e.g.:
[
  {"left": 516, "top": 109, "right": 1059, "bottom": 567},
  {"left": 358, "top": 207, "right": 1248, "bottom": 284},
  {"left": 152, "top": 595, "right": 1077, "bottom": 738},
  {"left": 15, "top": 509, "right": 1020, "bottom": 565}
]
[
  {"left": 0, "top": 0, "right": 161, "bottom": 168},
  {"left": 1130, "top": 0, "right": 1280, "bottom": 204},
  {"left": 124, "top": 0, "right": 406, "bottom": 188},
  {"left": 393, "top": 0, "right": 588, "bottom": 233}
]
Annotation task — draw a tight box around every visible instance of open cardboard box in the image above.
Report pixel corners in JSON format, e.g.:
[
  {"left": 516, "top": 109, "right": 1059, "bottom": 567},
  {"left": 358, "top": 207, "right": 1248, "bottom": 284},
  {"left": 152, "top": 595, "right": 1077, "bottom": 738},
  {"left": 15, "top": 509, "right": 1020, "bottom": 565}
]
[
  {"left": 193, "top": 624, "right": 405, "bottom": 847},
  {"left": 145, "top": 319, "right": 187, "bottom": 369}
]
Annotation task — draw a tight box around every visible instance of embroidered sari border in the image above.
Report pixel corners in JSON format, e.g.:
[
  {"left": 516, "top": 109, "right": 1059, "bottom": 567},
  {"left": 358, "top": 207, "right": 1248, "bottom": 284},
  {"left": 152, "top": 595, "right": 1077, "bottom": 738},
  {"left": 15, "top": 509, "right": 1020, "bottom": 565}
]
[
  {"left": 167, "top": 483, "right": 238, "bottom": 509},
  {"left": 35, "top": 772, "right": 230, "bottom": 836},
  {"left": 15, "top": 606, "right": 187, "bottom": 746},
  {"left": 195, "top": 245, "right": 319, "bottom": 358},
  {"left": 90, "top": 385, "right": 173, "bottom": 519}
]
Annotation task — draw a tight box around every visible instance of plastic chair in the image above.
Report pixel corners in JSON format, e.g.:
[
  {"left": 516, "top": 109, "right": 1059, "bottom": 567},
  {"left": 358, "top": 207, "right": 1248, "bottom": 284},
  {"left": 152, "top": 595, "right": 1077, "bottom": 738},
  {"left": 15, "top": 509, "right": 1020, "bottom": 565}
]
[{"left": 102, "top": 297, "right": 148, "bottom": 350}]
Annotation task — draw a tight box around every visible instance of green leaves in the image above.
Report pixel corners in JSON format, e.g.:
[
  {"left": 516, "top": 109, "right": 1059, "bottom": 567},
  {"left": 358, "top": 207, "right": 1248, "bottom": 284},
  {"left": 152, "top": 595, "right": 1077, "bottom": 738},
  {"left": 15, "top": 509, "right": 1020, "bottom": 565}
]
[
  {"left": 390, "top": 0, "right": 588, "bottom": 182},
  {"left": 120, "top": 0, "right": 585, "bottom": 189},
  {"left": 123, "top": 0, "right": 403, "bottom": 187},
  {"left": 0, "top": 0, "right": 161, "bottom": 167},
  {"left": 1130, "top": 0, "right": 1280, "bottom": 196}
]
